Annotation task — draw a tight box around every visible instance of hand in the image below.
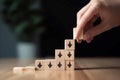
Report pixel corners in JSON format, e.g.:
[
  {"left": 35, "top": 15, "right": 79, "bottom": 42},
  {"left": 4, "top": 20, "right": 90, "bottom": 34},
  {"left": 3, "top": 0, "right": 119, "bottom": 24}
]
[{"left": 75, "top": 0, "right": 120, "bottom": 43}]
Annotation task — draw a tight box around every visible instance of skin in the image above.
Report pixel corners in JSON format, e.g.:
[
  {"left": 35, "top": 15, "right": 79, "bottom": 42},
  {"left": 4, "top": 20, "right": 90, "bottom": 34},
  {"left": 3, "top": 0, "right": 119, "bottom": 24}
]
[{"left": 75, "top": 0, "right": 120, "bottom": 43}]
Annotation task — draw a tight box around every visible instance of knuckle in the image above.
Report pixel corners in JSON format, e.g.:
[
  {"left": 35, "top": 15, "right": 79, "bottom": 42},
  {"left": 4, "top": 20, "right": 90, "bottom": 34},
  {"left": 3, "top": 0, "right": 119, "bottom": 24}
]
[
  {"left": 94, "top": 1, "right": 104, "bottom": 9},
  {"left": 77, "top": 12, "right": 80, "bottom": 16},
  {"left": 77, "top": 11, "right": 82, "bottom": 18}
]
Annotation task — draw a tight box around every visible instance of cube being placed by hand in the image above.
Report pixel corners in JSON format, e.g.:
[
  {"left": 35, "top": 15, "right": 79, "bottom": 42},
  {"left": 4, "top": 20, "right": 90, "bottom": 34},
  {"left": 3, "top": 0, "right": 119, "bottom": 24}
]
[{"left": 73, "top": 28, "right": 83, "bottom": 40}]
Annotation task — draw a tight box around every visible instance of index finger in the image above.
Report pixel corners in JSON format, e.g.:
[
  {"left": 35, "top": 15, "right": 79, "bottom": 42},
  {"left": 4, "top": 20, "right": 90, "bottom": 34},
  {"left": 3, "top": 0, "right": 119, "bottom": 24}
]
[{"left": 75, "top": 4, "right": 98, "bottom": 40}]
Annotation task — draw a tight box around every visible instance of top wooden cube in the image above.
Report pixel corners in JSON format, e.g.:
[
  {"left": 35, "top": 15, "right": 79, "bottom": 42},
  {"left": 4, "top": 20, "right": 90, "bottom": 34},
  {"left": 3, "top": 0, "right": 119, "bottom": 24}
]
[
  {"left": 65, "top": 39, "right": 75, "bottom": 50},
  {"left": 73, "top": 28, "right": 83, "bottom": 40}
]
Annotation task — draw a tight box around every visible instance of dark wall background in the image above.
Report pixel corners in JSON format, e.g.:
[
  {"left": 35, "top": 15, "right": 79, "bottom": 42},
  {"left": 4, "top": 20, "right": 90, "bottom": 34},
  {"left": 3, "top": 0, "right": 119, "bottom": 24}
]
[
  {"left": 1, "top": 0, "right": 119, "bottom": 58},
  {"left": 40, "top": 0, "right": 120, "bottom": 57}
]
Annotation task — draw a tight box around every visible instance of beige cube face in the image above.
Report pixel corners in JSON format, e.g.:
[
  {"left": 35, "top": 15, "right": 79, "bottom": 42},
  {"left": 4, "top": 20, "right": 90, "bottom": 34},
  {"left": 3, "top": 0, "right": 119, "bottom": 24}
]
[
  {"left": 23, "top": 66, "right": 35, "bottom": 74},
  {"left": 13, "top": 67, "right": 24, "bottom": 74},
  {"left": 44, "top": 59, "right": 56, "bottom": 70},
  {"left": 65, "top": 39, "right": 75, "bottom": 50},
  {"left": 35, "top": 60, "right": 45, "bottom": 70},
  {"left": 73, "top": 28, "right": 83, "bottom": 40},
  {"left": 66, "top": 61, "right": 74, "bottom": 70},
  {"left": 65, "top": 50, "right": 74, "bottom": 60},
  {"left": 56, "top": 60, "right": 65, "bottom": 70},
  {"left": 55, "top": 49, "right": 67, "bottom": 60}
]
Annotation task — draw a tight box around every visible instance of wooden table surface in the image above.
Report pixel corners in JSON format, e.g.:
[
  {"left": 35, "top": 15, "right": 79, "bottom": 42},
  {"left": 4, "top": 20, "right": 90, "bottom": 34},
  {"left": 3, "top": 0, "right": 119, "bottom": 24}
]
[{"left": 0, "top": 58, "right": 120, "bottom": 80}]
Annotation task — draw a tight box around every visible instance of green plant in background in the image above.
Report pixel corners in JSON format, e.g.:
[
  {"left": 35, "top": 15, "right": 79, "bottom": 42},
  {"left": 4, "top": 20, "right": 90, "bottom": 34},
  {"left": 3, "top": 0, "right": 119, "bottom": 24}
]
[{"left": 3, "top": 0, "right": 45, "bottom": 42}]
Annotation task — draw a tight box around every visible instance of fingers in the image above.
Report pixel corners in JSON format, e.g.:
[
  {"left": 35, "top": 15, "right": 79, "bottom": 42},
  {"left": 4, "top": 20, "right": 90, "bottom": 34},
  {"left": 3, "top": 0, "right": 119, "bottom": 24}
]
[
  {"left": 81, "top": 15, "right": 98, "bottom": 43},
  {"left": 76, "top": 4, "right": 98, "bottom": 40},
  {"left": 84, "top": 32, "right": 93, "bottom": 43},
  {"left": 77, "top": 39, "right": 82, "bottom": 44},
  {"left": 77, "top": 3, "right": 90, "bottom": 25},
  {"left": 84, "top": 21, "right": 107, "bottom": 43},
  {"left": 84, "top": 15, "right": 99, "bottom": 33}
]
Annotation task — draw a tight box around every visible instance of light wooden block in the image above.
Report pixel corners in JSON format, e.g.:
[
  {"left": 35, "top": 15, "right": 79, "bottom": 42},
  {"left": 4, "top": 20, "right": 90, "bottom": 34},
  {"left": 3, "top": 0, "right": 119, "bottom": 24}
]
[
  {"left": 44, "top": 59, "right": 56, "bottom": 70},
  {"left": 73, "top": 28, "right": 83, "bottom": 40},
  {"left": 23, "top": 66, "right": 35, "bottom": 73},
  {"left": 65, "top": 50, "right": 74, "bottom": 60},
  {"left": 65, "top": 39, "right": 75, "bottom": 50},
  {"left": 56, "top": 60, "right": 65, "bottom": 70},
  {"left": 66, "top": 61, "right": 74, "bottom": 70},
  {"left": 55, "top": 49, "right": 66, "bottom": 60},
  {"left": 13, "top": 67, "right": 24, "bottom": 74},
  {"left": 35, "top": 60, "right": 45, "bottom": 70}
]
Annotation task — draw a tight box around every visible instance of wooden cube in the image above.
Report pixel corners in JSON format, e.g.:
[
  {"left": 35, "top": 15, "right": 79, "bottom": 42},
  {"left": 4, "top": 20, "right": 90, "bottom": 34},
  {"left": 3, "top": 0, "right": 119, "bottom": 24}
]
[
  {"left": 66, "top": 61, "right": 74, "bottom": 70},
  {"left": 23, "top": 66, "right": 35, "bottom": 74},
  {"left": 55, "top": 49, "right": 66, "bottom": 60},
  {"left": 73, "top": 28, "right": 83, "bottom": 40},
  {"left": 65, "top": 39, "right": 75, "bottom": 50},
  {"left": 65, "top": 50, "right": 74, "bottom": 60},
  {"left": 56, "top": 60, "right": 65, "bottom": 70},
  {"left": 35, "top": 60, "right": 45, "bottom": 70},
  {"left": 13, "top": 67, "right": 24, "bottom": 74},
  {"left": 44, "top": 59, "right": 56, "bottom": 70}
]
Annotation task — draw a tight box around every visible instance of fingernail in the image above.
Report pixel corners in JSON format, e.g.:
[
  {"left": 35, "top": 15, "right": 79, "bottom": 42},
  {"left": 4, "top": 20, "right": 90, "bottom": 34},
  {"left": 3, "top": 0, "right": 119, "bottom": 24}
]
[
  {"left": 77, "top": 39, "right": 82, "bottom": 43},
  {"left": 86, "top": 32, "right": 93, "bottom": 43},
  {"left": 86, "top": 39, "right": 91, "bottom": 43}
]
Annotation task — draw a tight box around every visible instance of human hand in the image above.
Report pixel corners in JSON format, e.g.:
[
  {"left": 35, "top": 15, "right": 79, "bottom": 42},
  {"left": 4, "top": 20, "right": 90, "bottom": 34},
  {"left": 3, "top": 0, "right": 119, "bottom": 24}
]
[{"left": 75, "top": 0, "right": 120, "bottom": 43}]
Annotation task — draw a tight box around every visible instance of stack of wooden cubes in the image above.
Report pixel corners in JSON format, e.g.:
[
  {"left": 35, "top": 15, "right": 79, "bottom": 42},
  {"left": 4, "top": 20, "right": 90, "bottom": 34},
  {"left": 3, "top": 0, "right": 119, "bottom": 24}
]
[
  {"left": 35, "top": 39, "right": 75, "bottom": 71},
  {"left": 13, "top": 28, "right": 80, "bottom": 73}
]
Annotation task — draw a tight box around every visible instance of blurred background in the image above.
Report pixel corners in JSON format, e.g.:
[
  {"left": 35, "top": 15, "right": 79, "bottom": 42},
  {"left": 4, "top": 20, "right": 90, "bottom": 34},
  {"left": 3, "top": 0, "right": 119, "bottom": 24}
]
[{"left": 0, "top": 0, "right": 120, "bottom": 59}]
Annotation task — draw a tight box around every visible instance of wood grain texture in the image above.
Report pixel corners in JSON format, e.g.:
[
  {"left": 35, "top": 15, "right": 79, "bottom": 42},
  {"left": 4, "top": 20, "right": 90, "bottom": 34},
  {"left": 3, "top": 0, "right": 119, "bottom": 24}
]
[{"left": 0, "top": 58, "right": 120, "bottom": 80}]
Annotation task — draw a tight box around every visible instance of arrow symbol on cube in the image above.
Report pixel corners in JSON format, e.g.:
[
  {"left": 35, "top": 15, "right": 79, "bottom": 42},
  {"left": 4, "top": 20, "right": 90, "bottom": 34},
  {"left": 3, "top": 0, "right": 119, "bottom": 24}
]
[
  {"left": 48, "top": 62, "right": 52, "bottom": 68},
  {"left": 57, "top": 62, "right": 62, "bottom": 68},
  {"left": 67, "top": 51, "right": 72, "bottom": 58},
  {"left": 38, "top": 62, "right": 42, "bottom": 68},
  {"left": 58, "top": 51, "right": 62, "bottom": 58},
  {"left": 67, "top": 62, "right": 72, "bottom": 68},
  {"left": 68, "top": 41, "right": 72, "bottom": 48}
]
